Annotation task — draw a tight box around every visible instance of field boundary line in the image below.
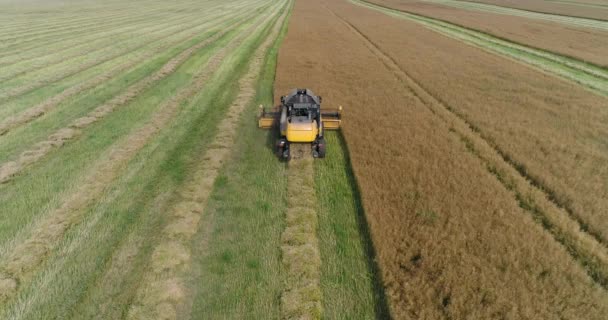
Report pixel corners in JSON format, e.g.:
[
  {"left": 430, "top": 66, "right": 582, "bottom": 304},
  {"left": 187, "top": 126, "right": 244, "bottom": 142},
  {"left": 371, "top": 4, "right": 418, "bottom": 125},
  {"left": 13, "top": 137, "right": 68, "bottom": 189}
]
[
  {"left": 329, "top": 5, "right": 608, "bottom": 290},
  {"left": 0, "top": 15, "right": 249, "bottom": 185},
  {"left": 0, "top": 6, "right": 272, "bottom": 307},
  {"left": 353, "top": 0, "right": 608, "bottom": 97},
  {"left": 281, "top": 144, "right": 323, "bottom": 319},
  {"left": 0, "top": 6, "right": 259, "bottom": 137},
  {"left": 125, "top": 4, "right": 288, "bottom": 319}
]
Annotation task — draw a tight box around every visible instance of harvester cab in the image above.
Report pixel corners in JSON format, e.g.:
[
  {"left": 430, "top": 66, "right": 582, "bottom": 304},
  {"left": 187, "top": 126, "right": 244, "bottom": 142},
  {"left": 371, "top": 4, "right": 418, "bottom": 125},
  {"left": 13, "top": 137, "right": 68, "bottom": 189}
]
[{"left": 258, "top": 88, "right": 342, "bottom": 160}]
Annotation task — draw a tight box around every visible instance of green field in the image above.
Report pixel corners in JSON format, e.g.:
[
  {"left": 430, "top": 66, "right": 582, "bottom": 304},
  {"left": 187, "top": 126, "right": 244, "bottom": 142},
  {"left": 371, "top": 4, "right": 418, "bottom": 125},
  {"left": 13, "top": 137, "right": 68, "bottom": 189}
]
[{"left": 0, "top": 0, "right": 384, "bottom": 318}]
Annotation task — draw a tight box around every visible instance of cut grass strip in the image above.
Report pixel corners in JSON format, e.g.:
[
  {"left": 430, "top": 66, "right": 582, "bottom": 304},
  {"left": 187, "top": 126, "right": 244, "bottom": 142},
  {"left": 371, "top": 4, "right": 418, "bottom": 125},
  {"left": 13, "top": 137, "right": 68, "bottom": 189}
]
[
  {"left": 352, "top": 0, "right": 608, "bottom": 96},
  {"left": 421, "top": 0, "right": 608, "bottom": 28},
  {"left": 0, "top": 8, "right": 267, "bottom": 305},
  {"left": 126, "top": 4, "right": 288, "bottom": 319},
  {"left": 281, "top": 144, "right": 323, "bottom": 319},
  {"left": 0, "top": 9, "right": 230, "bottom": 102},
  {"left": 0, "top": 10, "right": 207, "bottom": 82},
  {"left": 188, "top": 6, "right": 290, "bottom": 317},
  {"left": 0, "top": 0, "right": 200, "bottom": 50},
  {"left": 0, "top": 0, "right": 252, "bottom": 73},
  {"left": 314, "top": 131, "right": 390, "bottom": 319},
  {"left": 7, "top": 4, "right": 281, "bottom": 315},
  {"left": 0, "top": 5, "right": 258, "bottom": 136},
  {"left": 0, "top": 14, "right": 250, "bottom": 252},
  {"left": 330, "top": 6, "right": 608, "bottom": 290},
  {"left": 0, "top": 2, "right": 267, "bottom": 123},
  {"left": 0, "top": 17, "right": 246, "bottom": 184}
]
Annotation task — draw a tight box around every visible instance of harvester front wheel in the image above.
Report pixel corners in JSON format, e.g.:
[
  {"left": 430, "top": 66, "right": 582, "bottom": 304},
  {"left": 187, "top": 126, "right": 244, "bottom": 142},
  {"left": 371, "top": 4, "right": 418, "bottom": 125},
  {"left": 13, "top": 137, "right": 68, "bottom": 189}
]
[{"left": 315, "top": 138, "right": 326, "bottom": 158}]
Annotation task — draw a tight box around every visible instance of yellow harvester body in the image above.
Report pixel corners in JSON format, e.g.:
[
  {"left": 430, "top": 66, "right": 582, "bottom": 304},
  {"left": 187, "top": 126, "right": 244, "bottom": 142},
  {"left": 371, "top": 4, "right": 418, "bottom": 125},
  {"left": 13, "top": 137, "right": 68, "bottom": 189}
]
[{"left": 258, "top": 88, "right": 341, "bottom": 159}]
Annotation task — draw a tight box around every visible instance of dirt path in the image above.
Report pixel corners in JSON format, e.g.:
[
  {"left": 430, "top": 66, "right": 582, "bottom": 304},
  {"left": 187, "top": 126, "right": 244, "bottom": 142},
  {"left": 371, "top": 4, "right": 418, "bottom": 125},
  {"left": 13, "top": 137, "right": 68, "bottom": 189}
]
[
  {"left": 0, "top": 9, "right": 273, "bottom": 306},
  {"left": 329, "top": 5, "right": 608, "bottom": 289},
  {"left": 125, "top": 5, "right": 288, "bottom": 319},
  {"left": 280, "top": 144, "right": 323, "bottom": 319},
  {"left": 0, "top": 16, "right": 246, "bottom": 185}
]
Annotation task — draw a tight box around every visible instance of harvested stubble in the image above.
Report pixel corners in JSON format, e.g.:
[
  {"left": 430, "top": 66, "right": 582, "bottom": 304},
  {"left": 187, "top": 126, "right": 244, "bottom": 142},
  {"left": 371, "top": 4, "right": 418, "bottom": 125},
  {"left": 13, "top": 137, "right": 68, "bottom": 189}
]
[
  {"left": 367, "top": 0, "right": 608, "bottom": 67},
  {"left": 464, "top": 0, "right": 608, "bottom": 20},
  {"left": 275, "top": 0, "right": 608, "bottom": 318},
  {"left": 126, "top": 4, "right": 287, "bottom": 319},
  {"left": 281, "top": 144, "right": 323, "bottom": 319},
  {"left": 0, "top": 6, "right": 255, "bottom": 136},
  {"left": 0, "top": 5, "right": 270, "bottom": 306},
  {"left": 0, "top": 16, "right": 248, "bottom": 185}
]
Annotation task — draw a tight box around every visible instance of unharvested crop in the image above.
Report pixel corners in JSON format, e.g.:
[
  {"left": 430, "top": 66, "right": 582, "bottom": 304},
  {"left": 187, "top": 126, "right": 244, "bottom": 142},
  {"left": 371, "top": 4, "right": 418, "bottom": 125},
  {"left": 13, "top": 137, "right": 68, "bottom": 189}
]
[
  {"left": 275, "top": 0, "right": 608, "bottom": 317},
  {"left": 368, "top": 0, "right": 608, "bottom": 67},
  {"left": 346, "top": 0, "right": 608, "bottom": 247},
  {"left": 465, "top": 0, "right": 608, "bottom": 20}
]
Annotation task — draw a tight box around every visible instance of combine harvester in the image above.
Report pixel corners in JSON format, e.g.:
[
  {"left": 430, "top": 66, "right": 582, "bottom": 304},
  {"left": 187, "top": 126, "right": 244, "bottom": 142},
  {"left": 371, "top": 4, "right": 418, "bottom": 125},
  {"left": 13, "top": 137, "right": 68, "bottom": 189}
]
[{"left": 258, "top": 88, "right": 342, "bottom": 159}]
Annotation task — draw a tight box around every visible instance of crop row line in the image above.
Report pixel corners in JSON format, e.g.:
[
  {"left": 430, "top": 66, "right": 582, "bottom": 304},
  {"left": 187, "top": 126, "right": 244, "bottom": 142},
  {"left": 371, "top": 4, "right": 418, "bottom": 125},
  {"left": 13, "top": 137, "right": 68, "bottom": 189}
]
[
  {"left": 353, "top": 0, "right": 608, "bottom": 244},
  {"left": 0, "top": 0, "right": 202, "bottom": 45},
  {"left": 0, "top": 8, "right": 239, "bottom": 104},
  {"left": 0, "top": 8, "right": 255, "bottom": 137},
  {"left": 0, "top": 0, "right": 242, "bottom": 63},
  {"left": 0, "top": 11, "right": 214, "bottom": 84},
  {"left": 0, "top": 0, "right": 180, "bottom": 34},
  {"left": 330, "top": 6, "right": 608, "bottom": 290},
  {"left": 0, "top": 9, "right": 248, "bottom": 185},
  {"left": 126, "top": 3, "right": 288, "bottom": 319},
  {"left": 0, "top": 7, "right": 256, "bottom": 308},
  {"left": 353, "top": 0, "right": 608, "bottom": 96}
]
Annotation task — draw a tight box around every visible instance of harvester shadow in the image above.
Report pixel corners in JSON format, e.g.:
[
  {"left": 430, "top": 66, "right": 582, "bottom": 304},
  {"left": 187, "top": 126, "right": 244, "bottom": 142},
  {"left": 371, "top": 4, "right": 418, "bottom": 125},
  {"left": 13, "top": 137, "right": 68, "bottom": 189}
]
[{"left": 337, "top": 131, "right": 392, "bottom": 319}]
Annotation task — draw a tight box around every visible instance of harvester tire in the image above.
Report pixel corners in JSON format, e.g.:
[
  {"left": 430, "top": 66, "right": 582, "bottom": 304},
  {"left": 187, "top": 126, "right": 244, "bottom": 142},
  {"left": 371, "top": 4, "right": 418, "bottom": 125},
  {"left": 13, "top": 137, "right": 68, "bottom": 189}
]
[{"left": 317, "top": 138, "right": 326, "bottom": 158}]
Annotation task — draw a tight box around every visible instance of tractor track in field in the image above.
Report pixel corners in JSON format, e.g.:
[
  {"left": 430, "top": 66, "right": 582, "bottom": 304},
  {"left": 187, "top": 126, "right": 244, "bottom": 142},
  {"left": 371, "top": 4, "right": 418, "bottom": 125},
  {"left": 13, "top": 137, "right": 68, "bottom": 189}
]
[
  {"left": 125, "top": 5, "right": 288, "bottom": 319},
  {"left": 281, "top": 144, "right": 323, "bottom": 319},
  {"left": 329, "top": 6, "right": 608, "bottom": 290},
  {"left": 353, "top": 0, "right": 608, "bottom": 97},
  {"left": 0, "top": 8, "right": 257, "bottom": 137},
  {"left": 0, "top": 6, "right": 273, "bottom": 306},
  {"left": 0, "top": 15, "right": 249, "bottom": 185}
]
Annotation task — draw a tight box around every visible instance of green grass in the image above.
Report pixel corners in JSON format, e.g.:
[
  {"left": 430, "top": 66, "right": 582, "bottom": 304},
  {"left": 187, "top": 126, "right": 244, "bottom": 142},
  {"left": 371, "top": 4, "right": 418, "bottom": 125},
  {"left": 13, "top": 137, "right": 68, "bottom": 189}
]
[
  {"left": 315, "top": 132, "right": 390, "bottom": 319},
  {"left": 0, "top": 8, "right": 253, "bottom": 249},
  {"left": 0, "top": 2, "right": 250, "bottom": 118},
  {"left": 0, "top": 2, "right": 284, "bottom": 318},
  {"left": 0, "top": 9, "right": 255, "bottom": 163},
  {"left": 188, "top": 6, "right": 290, "bottom": 318}
]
